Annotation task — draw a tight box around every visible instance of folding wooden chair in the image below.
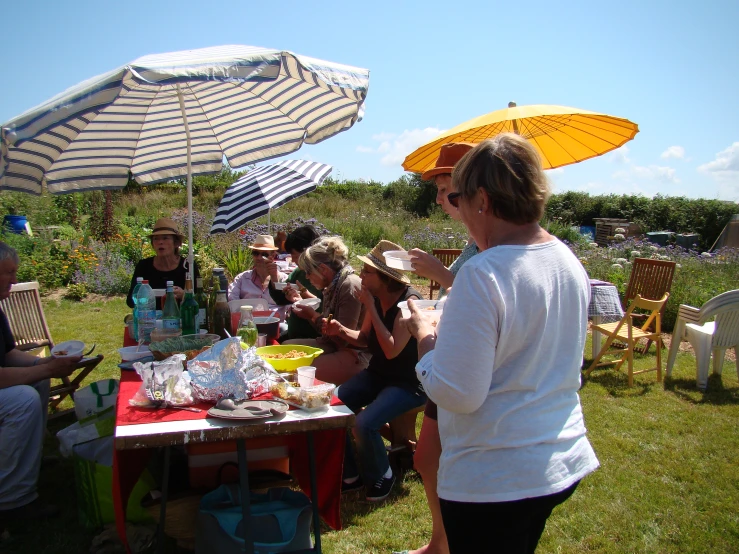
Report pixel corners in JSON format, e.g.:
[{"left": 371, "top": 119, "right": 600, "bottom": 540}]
[
  {"left": 622, "top": 258, "right": 676, "bottom": 353},
  {"left": 0, "top": 281, "right": 103, "bottom": 414},
  {"left": 585, "top": 293, "right": 670, "bottom": 387},
  {"left": 429, "top": 248, "right": 462, "bottom": 299}
]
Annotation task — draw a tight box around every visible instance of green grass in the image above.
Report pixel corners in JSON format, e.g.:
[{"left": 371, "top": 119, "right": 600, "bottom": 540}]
[{"left": 1, "top": 300, "right": 738, "bottom": 553}]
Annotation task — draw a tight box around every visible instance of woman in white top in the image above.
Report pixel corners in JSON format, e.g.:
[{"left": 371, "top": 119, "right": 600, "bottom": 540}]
[{"left": 406, "top": 134, "right": 599, "bottom": 553}]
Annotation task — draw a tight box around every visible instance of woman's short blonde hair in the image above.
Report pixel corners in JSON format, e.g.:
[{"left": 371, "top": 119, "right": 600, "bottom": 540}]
[
  {"left": 452, "top": 134, "right": 551, "bottom": 225},
  {"left": 298, "top": 236, "right": 349, "bottom": 274}
]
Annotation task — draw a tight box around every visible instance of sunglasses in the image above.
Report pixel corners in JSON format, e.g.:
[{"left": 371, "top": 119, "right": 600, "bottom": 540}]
[
  {"left": 252, "top": 251, "right": 272, "bottom": 258},
  {"left": 447, "top": 192, "right": 462, "bottom": 208}
]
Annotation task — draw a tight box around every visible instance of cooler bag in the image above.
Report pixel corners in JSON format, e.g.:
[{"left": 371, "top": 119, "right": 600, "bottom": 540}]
[{"left": 195, "top": 484, "right": 312, "bottom": 554}]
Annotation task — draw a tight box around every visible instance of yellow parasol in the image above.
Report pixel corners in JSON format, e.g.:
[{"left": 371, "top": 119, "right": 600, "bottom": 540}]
[{"left": 402, "top": 102, "right": 639, "bottom": 173}]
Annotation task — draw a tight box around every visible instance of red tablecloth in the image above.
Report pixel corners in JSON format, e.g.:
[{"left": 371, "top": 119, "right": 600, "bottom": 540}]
[{"left": 112, "top": 371, "right": 347, "bottom": 553}]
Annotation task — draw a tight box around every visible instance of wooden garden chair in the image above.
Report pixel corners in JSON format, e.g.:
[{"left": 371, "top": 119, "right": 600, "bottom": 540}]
[
  {"left": 585, "top": 293, "right": 669, "bottom": 387},
  {"left": 429, "top": 248, "right": 462, "bottom": 299},
  {"left": 621, "top": 258, "right": 676, "bottom": 353},
  {"left": 1, "top": 281, "right": 103, "bottom": 414}
]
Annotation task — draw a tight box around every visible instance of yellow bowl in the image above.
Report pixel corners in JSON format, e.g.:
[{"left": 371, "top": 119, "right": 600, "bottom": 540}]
[{"left": 256, "top": 345, "right": 324, "bottom": 372}]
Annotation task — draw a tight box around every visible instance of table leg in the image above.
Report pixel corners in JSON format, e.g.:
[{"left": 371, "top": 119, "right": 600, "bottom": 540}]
[
  {"left": 591, "top": 315, "right": 603, "bottom": 359},
  {"left": 307, "top": 431, "right": 322, "bottom": 553},
  {"left": 237, "top": 439, "right": 255, "bottom": 554},
  {"left": 158, "top": 446, "right": 170, "bottom": 554}
]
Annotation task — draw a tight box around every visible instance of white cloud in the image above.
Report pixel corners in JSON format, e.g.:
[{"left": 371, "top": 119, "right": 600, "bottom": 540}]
[
  {"left": 355, "top": 145, "right": 374, "bottom": 153},
  {"left": 363, "top": 127, "right": 444, "bottom": 167},
  {"left": 698, "top": 142, "right": 739, "bottom": 174},
  {"left": 546, "top": 167, "right": 565, "bottom": 176},
  {"left": 609, "top": 145, "right": 631, "bottom": 164},
  {"left": 613, "top": 164, "right": 680, "bottom": 184},
  {"left": 661, "top": 145, "right": 685, "bottom": 159}
]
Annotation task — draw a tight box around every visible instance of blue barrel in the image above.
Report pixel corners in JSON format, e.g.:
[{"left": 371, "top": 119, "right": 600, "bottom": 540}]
[{"left": 3, "top": 215, "right": 28, "bottom": 234}]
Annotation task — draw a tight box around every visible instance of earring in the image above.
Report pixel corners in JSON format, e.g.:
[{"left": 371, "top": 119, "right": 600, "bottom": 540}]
[{"left": 478, "top": 208, "right": 483, "bottom": 214}]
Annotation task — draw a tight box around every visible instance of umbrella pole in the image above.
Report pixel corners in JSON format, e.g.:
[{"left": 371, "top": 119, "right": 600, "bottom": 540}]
[
  {"left": 268, "top": 209, "right": 271, "bottom": 234},
  {"left": 176, "top": 85, "right": 194, "bottom": 275}
]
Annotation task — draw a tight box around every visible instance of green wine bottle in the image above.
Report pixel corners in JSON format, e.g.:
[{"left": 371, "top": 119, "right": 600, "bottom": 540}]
[{"left": 180, "top": 277, "right": 199, "bottom": 336}]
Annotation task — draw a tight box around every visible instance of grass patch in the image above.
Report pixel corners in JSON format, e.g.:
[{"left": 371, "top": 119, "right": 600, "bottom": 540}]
[{"left": 1, "top": 301, "right": 737, "bottom": 553}]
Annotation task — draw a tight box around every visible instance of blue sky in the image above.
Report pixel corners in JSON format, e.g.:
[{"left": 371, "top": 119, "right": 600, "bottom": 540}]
[{"left": 2, "top": 0, "right": 738, "bottom": 201}]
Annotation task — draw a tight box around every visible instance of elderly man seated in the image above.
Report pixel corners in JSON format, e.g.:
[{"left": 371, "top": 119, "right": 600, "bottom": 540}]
[{"left": 0, "top": 242, "right": 81, "bottom": 521}]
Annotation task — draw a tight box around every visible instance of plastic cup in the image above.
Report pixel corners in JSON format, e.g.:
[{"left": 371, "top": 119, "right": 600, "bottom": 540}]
[
  {"left": 257, "top": 333, "right": 267, "bottom": 347},
  {"left": 297, "top": 366, "right": 316, "bottom": 388}
]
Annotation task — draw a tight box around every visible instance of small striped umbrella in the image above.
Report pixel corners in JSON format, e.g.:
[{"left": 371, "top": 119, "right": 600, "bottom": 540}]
[
  {"left": 402, "top": 102, "right": 638, "bottom": 174},
  {"left": 211, "top": 159, "right": 332, "bottom": 234},
  {"left": 1, "top": 45, "right": 369, "bottom": 270}
]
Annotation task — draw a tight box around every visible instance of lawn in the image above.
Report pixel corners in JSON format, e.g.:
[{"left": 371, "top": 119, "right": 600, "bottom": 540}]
[{"left": 0, "top": 297, "right": 737, "bottom": 553}]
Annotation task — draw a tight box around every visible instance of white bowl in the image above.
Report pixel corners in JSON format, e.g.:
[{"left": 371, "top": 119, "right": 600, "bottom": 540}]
[
  {"left": 397, "top": 299, "right": 444, "bottom": 322},
  {"left": 383, "top": 250, "right": 413, "bottom": 271},
  {"left": 52, "top": 340, "right": 85, "bottom": 358},
  {"left": 118, "top": 345, "right": 152, "bottom": 362},
  {"left": 273, "top": 281, "right": 288, "bottom": 290},
  {"left": 295, "top": 297, "right": 321, "bottom": 310}
]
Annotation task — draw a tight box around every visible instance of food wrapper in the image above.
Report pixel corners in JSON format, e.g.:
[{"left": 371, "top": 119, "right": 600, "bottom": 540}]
[
  {"left": 129, "top": 354, "right": 195, "bottom": 407},
  {"left": 187, "top": 337, "right": 279, "bottom": 402}
]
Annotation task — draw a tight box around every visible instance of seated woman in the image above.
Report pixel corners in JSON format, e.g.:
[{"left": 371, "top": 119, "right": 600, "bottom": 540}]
[
  {"left": 267, "top": 225, "right": 323, "bottom": 342},
  {"left": 326, "top": 240, "right": 426, "bottom": 502},
  {"left": 126, "top": 217, "right": 199, "bottom": 308},
  {"left": 228, "top": 235, "right": 288, "bottom": 317},
  {"left": 283, "top": 236, "right": 366, "bottom": 385}
]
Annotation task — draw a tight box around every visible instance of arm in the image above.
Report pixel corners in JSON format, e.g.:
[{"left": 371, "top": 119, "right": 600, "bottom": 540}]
[
  {"left": 413, "top": 265, "right": 498, "bottom": 414},
  {"left": 362, "top": 287, "right": 416, "bottom": 359},
  {"left": 0, "top": 349, "right": 82, "bottom": 389},
  {"left": 409, "top": 249, "right": 455, "bottom": 291},
  {"left": 322, "top": 295, "right": 373, "bottom": 347}
]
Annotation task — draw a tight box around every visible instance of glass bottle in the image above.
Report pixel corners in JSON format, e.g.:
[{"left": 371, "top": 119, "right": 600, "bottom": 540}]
[
  {"left": 162, "top": 280, "right": 181, "bottom": 332},
  {"left": 195, "top": 277, "right": 208, "bottom": 333},
  {"left": 212, "top": 290, "right": 232, "bottom": 340},
  {"left": 180, "top": 276, "right": 199, "bottom": 336},
  {"left": 208, "top": 269, "right": 221, "bottom": 333},
  {"left": 237, "top": 305, "right": 258, "bottom": 348}
]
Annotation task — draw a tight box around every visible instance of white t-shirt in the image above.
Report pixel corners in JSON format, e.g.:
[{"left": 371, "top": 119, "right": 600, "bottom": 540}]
[{"left": 416, "top": 239, "right": 599, "bottom": 503}]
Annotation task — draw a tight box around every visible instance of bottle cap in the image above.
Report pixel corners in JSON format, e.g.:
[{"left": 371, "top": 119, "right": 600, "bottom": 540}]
[
  {"left": 142, "top": 280, "right": 149, "bottom": 284},
  {"left": 240, "top": 305, "right": 253, "bottom": 312},
  {"left": 166, "top": 280, "right": 174, "bottom": 286},
  {"left": 137, "top": 277, "right": 143, "bottom": 283}
]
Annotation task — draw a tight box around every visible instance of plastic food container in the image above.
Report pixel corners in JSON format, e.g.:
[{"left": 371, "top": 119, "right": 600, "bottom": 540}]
[
  {"left": 397, "top": 299, "right": 444, "bottom": 324},
  {"left": 118, "top": 345, "right": 152, "bottom": 362},
  {"left": 269, "top": 378, "right": 335, "bottom": 412},
  {"left": 256, "top": 345, "right": 324, "bottom": 372},
  {"left": 383, "top": 250, "right": 413, "bottom": 271},
  {"left": 295, "top": 297, "right": 321, "bottom": 310},
  {"left": 254, "top": 316, "right": 280, "bottom": 341},
  {"left": 52, "top": 340, "right": 85, "bottom": 358}
]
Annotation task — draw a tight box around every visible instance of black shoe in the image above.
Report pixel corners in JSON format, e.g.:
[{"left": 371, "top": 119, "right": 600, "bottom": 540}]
[
  {"left": 341, "top": 477, "right": 364, "bottom": 494},
  {"left": 366, "top": 474, "right": 395, "bottom": 502}
]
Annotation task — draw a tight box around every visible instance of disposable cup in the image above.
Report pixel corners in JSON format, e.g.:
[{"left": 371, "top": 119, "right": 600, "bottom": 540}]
[
  {"left": 257, "top": 333, "right": 267, "bottom": 347},
  {"left": 297, "top": 366, "right": 317, "bottom": 388}
]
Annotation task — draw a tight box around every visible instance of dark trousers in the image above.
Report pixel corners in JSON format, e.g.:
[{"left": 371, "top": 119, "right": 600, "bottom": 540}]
[{"left": 439, "top": 481, "right": 580, "bottom": 554}]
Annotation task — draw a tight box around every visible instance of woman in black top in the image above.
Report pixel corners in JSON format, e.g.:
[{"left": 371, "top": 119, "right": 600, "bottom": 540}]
[
  {"left": 126, "top": 217, "right": 199, "bottom": 308},
  {"left": 323, "top": 240, "right": 426, "bottom": 502}
]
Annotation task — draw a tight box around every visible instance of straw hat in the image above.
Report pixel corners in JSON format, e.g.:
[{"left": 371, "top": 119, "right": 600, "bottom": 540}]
[
  {"left": 249, "top": 234, "right": 279, "bottom": 251},
  {"left": 421, "top": 142, "right": 476, "bottom": 181},
  {"left": 149, "top": 217, "right": 184, "bottom": 238},
  {"left": 357, "top": 240, "right": 410, "bottom": 284}
]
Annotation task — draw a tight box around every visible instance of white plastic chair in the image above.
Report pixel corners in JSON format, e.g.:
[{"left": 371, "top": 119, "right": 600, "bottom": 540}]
[
  {"left": 227, "top": 298, "right": 269, "bottom": 313},
  {"left": 666, "top": 290, "right": 739, "bottom": 390}
]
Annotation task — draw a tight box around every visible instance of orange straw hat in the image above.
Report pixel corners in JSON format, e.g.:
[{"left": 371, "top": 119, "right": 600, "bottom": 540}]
[
  {"left": 421, "top": 142, "right": 476, "bottom": 181},
  {"left": 357, "top": 240, "right": 410, "bottom": 284},
  {"left": 249, "top": 234, "right": 279, "bottom": 251}
]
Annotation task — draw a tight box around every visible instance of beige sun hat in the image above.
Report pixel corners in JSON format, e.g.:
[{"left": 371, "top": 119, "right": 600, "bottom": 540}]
[
  {"left": 249, "top": 234, "right": 279, "bottom": 251},
  {"left": 357, "top": 240, "right": 411, "bottom": 284},
  {"left": 149, "top": 217, "right": 184, "bottom": 238}
]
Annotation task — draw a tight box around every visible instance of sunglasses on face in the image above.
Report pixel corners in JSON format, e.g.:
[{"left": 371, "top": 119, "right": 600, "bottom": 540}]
[
  {"left": 447, "top": 192, "right": 462, "bottom": 208},
  {"left": 252, "top": 251, "right": 271, "bottom": 258}
]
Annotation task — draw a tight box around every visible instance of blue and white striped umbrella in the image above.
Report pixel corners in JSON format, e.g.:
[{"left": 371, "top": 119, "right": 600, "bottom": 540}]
[
  {"left": 0, "top": 45, "right": 369, "bottom": 269},
  {"left": 211, "top": 159, "right": 332, "bottom": 234}
]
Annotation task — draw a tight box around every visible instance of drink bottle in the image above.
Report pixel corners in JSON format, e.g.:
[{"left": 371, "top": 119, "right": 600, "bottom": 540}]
[
  {"left": 180, "top": 277, "right": 199, "bottom": 336},
  {"left": 131, "top": 276, "right": 143, "bottom": 340},
  {"left": 136, "top": 280, "right": 156, "bottom": 344},
  {"left": 162, "top": 280, "right": 181, "bottom": 332},
  {"left": 237, "top": 305, "right": 258, "bottom": 347},
  {"left": 195, "top": 278, "right": 208, "bottom": 332},
  {"left": 212, "top": 290, "right": 232, "bottom": 340}
]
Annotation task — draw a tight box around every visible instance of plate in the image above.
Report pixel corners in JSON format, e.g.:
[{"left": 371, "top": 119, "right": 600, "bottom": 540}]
[
  {"left": 207, "top": 399, "right": 289, "bottom": 420},
  {"left": 118, "top": 356, "right": 155, "bottom": 371}
]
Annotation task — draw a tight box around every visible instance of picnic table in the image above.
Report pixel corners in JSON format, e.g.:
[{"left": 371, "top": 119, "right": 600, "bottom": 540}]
[{"left": 112, "top": 369, "right": 354, "bottom": 554}]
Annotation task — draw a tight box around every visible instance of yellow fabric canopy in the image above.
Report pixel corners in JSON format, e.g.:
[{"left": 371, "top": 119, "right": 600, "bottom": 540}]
[{"left": 402, "top": 103, "right": 639, "bottom": 174}]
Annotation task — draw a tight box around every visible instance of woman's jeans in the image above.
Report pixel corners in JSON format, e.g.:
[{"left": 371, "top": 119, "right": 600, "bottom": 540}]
[
  {"left": 439, "top": 480, "right": 580, "bottom": 554},
  {"left": 338, "top": 370, "right": 426, "bottom": 483}
]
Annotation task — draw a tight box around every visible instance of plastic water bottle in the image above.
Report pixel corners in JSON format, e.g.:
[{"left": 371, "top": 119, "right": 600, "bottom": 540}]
[
  {"left": 136, "top": 280, "right": 156, "bottom": 344},
  {"left": 162, "top": 280, "right": 181, "bottom": 332},
  {"left": 131, "top": 276, "right": 144, "bottom": 340}
]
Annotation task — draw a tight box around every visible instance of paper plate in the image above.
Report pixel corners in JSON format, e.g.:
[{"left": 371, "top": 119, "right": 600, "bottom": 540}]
[{"left": 207, "top": 399, "right": 289, "bottom": 420}]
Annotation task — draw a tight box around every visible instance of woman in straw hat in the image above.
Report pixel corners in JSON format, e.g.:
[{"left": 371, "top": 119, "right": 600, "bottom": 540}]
[
  {"left": 228, "top": 234, "right": 288, "bottom": 316},
  {"left": 325, "top": 240, "right": 426, "bottom": 502},
  {"left": 399, "top": 143, "right": 477, "bottom": 554},
  {"left": 405, "top": 135, "right": 598, "bottom": 554},
  {"left": 126, "top": 217, "right": 199, "bottom": 308},
  {"left": 284, "top": 236, "right": 367, "bottom": 384}
]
